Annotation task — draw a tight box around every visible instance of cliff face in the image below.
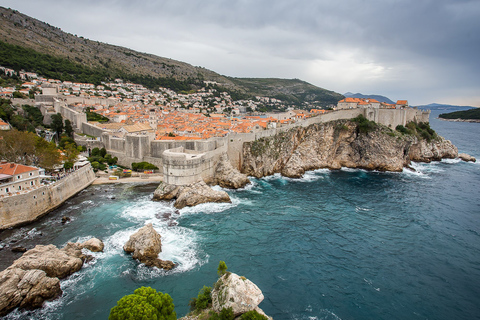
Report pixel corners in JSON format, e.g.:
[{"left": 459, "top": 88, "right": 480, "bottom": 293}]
[{"left": 241, "top": 120, "right": 458, "bottom": 178}]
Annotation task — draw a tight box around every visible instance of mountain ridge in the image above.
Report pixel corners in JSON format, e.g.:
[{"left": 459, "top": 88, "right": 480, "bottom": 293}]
[
  {"left": 0, "top": 6, "right": 343, "bottom": 106},
  {"left": 343, "top": 92, "right": 394, "bottom": 104}
]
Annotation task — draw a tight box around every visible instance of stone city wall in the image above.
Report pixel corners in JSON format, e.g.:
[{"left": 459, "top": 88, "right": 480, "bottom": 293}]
[
  {"left": 76, "top": 107, "right": 429, "bottom": 182},
  {"left": 0, "top": 165, "right": 96, "bottom": 229}
]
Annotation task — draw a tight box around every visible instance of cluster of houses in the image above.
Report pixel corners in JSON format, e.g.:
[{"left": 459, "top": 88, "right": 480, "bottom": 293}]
[{"left": 336, "top": 97, "right": 409, "bottom": 109}]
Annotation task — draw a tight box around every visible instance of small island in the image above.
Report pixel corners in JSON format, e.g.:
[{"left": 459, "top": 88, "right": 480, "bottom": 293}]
[{"left": 439, "top": 108, "right": 480, "bottom": 122}]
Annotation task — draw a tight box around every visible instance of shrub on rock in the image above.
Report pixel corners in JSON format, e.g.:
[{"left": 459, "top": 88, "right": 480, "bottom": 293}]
[{"left": 109, "top": 287, "right": 176, "bottom": 320}]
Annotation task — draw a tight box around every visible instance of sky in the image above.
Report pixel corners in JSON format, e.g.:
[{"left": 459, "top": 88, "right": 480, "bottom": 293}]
[{"left": 2, "top": 0, "right": 480, "bottom": 106}]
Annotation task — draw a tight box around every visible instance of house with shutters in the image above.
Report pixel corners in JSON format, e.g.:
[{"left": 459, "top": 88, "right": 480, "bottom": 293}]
[{"left": 0, "top": 162, "right": 41, "bottom": 196}]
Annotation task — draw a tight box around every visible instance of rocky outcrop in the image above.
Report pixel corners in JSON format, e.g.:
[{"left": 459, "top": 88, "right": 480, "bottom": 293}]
[
  {"left": 242, "top": 120, "right": 458, "bottom": 178},
  {"left": 81, "top": 238, "right": 104, "bottom": 252},
  {"left": 212, "top": 272, "right": 266, "bottom": 317},
  {"left": 11, "top": 244, "right": 84, "bottom": 279},
  {"left": 0, "top": 237, "right": 104, "bottom": 316},
  {"left": 214, "top": 153, "right": 250, "bottom": 189},
  {"left": 123, "top": 224, "right": 175, "bottom": 270},
  {"left": 458, "top": 153, "right": 476, "bottom": 162},
  {"left": 153, "top": 180, "right": 231, "bottom": 209},
  {"left": 0, "top": 268, "right": 61, "bottom": 316}
]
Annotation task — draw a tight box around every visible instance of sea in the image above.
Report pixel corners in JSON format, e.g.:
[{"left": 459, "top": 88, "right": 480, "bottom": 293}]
[{"left": 1, "top": 108, "right": 479, "bottom": 320}]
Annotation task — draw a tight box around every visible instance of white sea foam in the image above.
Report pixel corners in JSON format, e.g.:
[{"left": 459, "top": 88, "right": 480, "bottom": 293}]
[
  {"left": 355, "top": 206, "right": 372, "bottom": 212},
  {"left": 442, "top": 158, "right": 462, "bottom": 164},
  {"left": 180, "top": 195, "right": 241, "bottom": 215}
]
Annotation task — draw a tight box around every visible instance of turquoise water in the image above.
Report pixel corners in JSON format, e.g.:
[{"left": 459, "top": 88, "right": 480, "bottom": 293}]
[{"left": 1, "top": 110, "right": 479, "bottom": 320}]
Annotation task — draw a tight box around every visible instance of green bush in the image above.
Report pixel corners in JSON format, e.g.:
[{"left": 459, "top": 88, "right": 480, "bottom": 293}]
[
  {"left": 240, "top": 310, "right": 268, "bottom": 320},
  {"left": 209, "top": 307, "right": 235, "bottom": 320},
  {"left": 217, "top": 261, "right": 228, "bottom": 277},
  {"left": 63, "top": 161, "right": 74, "bottom": 169},
  {"left": 132, "top": 162, "right": 159, "bottom": 172},
  {"left": 352, "top": 115, "right": 377, "bottom": 134},
  {"left": 189, "top": 286, "right": 212, "bottom": 312},
  {"left": 109, "top": 287, "right": 176, "bottom": 320},
  {"left": 91, "top": 147, "right": 100, "bottom": 156}
]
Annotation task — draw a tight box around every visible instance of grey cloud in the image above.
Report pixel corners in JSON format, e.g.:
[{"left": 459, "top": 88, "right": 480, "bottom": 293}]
[{"left": 2, "top": 0, "right": 479, "bottom": 105}]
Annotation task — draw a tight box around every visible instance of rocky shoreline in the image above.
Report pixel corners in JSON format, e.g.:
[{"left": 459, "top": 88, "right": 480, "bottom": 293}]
[
  {"left": 241, "top": 120, "right": 459, "bottom": 179},
  {"left": 0, "top": 238, "right": 104, "bottom": 316}
]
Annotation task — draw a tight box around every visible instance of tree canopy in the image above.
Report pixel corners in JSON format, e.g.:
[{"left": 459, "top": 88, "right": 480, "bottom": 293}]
[
  {"left": 0, "top": 129, "right": 61, "bottom": 169},
  {"left": 109, "top": 287, "right": 176, "bottom": 320}
]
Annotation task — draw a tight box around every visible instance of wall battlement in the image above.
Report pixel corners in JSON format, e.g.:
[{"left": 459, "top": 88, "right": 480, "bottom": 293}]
[{"left": 81, "top": 107, "right": 430, "bottom": 185}]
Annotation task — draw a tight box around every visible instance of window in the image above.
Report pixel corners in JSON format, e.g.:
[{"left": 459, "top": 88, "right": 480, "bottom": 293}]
[
  {"left": 29, "top": 172, "right": 33, "bottom": 176},
  {"left": 18, "top": 186, "right": 22, "bottom": 190},
  {"left": 17, "top": 175, "right": 21, "bottom": 179},
  {"left": 31, "top": 181, "right": 34, "bottom": 186},
  {"left": 5, "top": 187, "right": 9, "bottom": 193}
]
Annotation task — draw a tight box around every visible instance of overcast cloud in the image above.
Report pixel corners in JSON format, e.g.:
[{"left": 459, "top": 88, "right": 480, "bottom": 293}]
[{"left": 3, "top": 0, "right": 480, "bottom": 106}]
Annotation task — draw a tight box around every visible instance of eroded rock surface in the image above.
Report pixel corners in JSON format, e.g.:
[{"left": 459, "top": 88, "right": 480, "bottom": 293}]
[
  {"left": 123, "top": 223, "right": 175, "bottom": 270},
  {"left": 0, "top": 237, "right": 104, "bottom": 316},
  {"left": 458, "top": 153, "right": 476, "bottom": 162},
  {"left": 153, "top": 180, "right": 231, "bottom": 209},
  {"left": 214, "top": 153, "right": 250, "bottom": 189},
  {"left": 212, "top": 272, "right": 265, "bottom": 316},
  {"left": 0, "top": 268, "right": 61, "bottom": 316},
  {"left": 242, "top": 120, "right": 458, "bottom": 178}
]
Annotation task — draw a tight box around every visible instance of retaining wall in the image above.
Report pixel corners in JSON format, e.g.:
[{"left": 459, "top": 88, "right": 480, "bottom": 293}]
[{"left": 0, "top": 165, "right": 96, "bottom": 229}]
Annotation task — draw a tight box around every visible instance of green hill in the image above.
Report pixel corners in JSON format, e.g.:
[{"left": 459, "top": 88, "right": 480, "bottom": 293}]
[
  {"left": 0, "top": 6, "right": 343, "bottom": 107},
  {"left": 439, "top": 108, "right": 480, "bottom": 120}
]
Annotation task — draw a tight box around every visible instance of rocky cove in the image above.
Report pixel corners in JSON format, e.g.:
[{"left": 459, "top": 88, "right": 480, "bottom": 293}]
[
  {"left": 0, "top": 115, "right": 475, "bottom": 319},
  {"left": 153, "top": 117, "right": 461, "bottom": 210}
]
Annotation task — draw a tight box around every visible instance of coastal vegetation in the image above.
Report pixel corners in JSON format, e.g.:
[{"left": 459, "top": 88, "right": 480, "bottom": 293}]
[
  {"left": 439, "top": 108, "right": 480, "bottom": 120},
  {"left": 352, "top": 114, "right": 378, "bottom": 134},
  {"left": 109, "top": 287, "right": 176, "bottom": 320},
  {"left": 395, "top": 122, "right": 437, "bottom": 141}
]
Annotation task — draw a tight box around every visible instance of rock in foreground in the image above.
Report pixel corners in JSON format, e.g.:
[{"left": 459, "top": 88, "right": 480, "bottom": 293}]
[
  {"left": 0, "top": 268, "right": 61, "bottom": 316},
  {"left": 153, "top": 180, "right": 231, "bottom": 209},
  {"left": 0, "top": 237, "right": 104, "bottom": 316},
  {"left": 123, "top": 223, "right": 175, "bottom": 270},
  {"left": 212, "top": 272, "right": 266, "bottom": 317}
]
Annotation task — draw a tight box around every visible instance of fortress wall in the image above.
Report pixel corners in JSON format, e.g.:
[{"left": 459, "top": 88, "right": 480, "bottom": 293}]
[
  {"left": 162, "top": 148, "right": 206, "bottom": 185},
  {"left": 162, "top": 144, "right": 228, "bottom": 185},
  {"left": 55, "top": 101, "right": 87, "bottom": 131},
  {"left": 0, "top": 165, "right": 96, "bottom": 229},
  {"left": 82, "top": 122, "right": 106, "bottom": 137},
  {"left": 11, "top": 98, "right": 35, "bottom": 106}
]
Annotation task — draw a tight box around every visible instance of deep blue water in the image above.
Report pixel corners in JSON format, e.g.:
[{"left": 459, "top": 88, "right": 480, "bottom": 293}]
[{"left": 1, "top": 109, "right": 479, "bottom": 320}]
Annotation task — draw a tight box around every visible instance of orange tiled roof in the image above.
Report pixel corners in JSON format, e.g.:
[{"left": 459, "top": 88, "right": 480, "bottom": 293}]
[{"left": 0, "top": 162, "right": 38, "bottom": 176}]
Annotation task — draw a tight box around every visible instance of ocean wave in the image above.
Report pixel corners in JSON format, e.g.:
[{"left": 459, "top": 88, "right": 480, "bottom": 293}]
[
  {"left": 442, "top": 158, "right": 462, "bottom": 164},
  {"left": 179, "top": 195, "right": 241, "bottom": 215}
]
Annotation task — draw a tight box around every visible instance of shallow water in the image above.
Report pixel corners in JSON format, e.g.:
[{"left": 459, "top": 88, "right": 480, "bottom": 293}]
[{"left": 1, "top": 109, "right": 479, "bottom": 320}]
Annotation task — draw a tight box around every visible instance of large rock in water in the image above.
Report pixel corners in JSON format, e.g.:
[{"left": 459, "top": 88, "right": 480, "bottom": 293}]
[
  {"left": 213, "top": 153, "right": 250, "bottom": 189},
  {"left": 0, "top": 268, "right": 61, "bottom": 316},
  {"left": 212, "top": 272, "right": 265, "bottom": 317},
  {"left": 458, "top": 153, "right": 476, "bottom": 162},
  {"left": 10, "top": 244, "right": 84, "bottom": 279},
  {"left": 123, "top": 223, "right": 175, "bottom": 270},
  {"left": 153, "top": 180, "right": 231, "bottom": 209},
  {"left": 0, "top": 237, "right": 103, "bottom": 316}
]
